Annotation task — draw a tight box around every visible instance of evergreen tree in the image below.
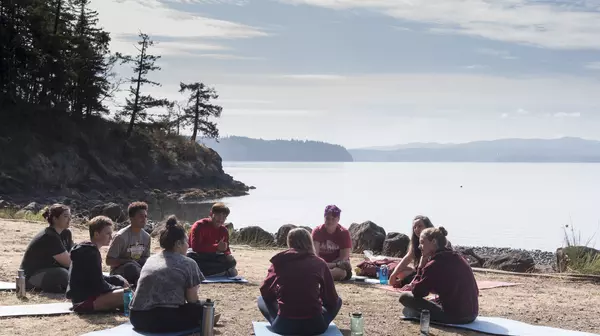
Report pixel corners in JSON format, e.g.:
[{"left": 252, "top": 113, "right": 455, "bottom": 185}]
[
  {"left": 118, "top": 32, "right": 170, "bottom": 137},
  {"left": 178, "top": 82, "right": 222, "bottom": 142}
]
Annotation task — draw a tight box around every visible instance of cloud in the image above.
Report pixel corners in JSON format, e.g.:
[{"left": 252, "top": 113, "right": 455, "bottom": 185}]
[
  {"left": 91, "top": 0, "right": 267, "bottom": 54},
  {"left": 279, "top": 0, "right": 600, "bottom": 49},
  {"left": 553, "top": 112, "right": 581, "bottom": 118},
  {"left": 194, "top": 53, "right": 264, "bottom": 60},
  {"left": 516, "top": 108, "right": 529, "bottom": 115},
  {"left": 585, "top": 62, "right": 600, "bottom": 70},
  {"left": 462, "top": 64, "right": 488, "bottom": 70},
  {"left": 275, "top": 74, "right": 347, "bottom": 80},
  {"left": 476, "top": 48, "right": 518, "bottom": 60}
]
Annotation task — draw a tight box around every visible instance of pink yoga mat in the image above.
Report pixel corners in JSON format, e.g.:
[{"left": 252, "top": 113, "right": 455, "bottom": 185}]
[{"left": 377, "top": 280, "right": 522, "bottom": 293}]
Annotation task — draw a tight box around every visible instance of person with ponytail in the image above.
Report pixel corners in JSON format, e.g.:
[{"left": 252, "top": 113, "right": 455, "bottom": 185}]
[
  {"left": 398, "top": 227, "right": 479, "bottom": 324},
  {"left": 258, "top": 228, "right": 342, "bottom": 335},
  {"left": 67, "top": 216, "right": 129, "bottom": 313},
  {"left": 389, "top": 215, "right": 452, "bottom": 287},
  {"left": 19, "top": 203, "right": 74, "bottom": 292},
  {"left": 130, "top": 215, "right": 218, "bottom": 333}
]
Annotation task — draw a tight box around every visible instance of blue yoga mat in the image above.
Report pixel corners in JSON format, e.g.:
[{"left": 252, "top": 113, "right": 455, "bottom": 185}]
[
  {"left": 80, "top": 322, "right": 201, "bottom": 336},
  {"left": 202, "top": 276, "right": 248, "bottom": 284},
  {"left": 253, "top": 321, "right": 343, "bottom": 336},
  {"left": 402, "top": 316, "right": 600, "bottom": 336}
]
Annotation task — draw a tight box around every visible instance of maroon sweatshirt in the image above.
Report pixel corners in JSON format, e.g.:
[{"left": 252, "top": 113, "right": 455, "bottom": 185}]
[
  {"left": 260, "top": 249, "right": 339, "bottom": 319},
  {"left": 412, "top": 248, "right": 479, "bottom": 319}
]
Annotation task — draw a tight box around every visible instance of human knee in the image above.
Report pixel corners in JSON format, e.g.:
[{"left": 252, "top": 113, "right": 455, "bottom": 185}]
[
  {"left": 399, "top": 292, "right": 413, "bottom": 306},
  {"left": 330, "top": 268, "right": 347, "bottom": 281}
]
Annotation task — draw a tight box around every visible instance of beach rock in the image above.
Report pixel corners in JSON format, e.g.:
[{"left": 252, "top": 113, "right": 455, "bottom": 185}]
[
  {"left": 455, "top": 247, "right": 487, "bottom": 268},
  {"left": 300, "top": 226, "right": 313, "bottom": 234},
  {"left": 348, "top": 221, "right": 386, "bottom": 253},
  {"left": 275, "top": 224, "right": 298, "bottom": 247},
  {"left": 382, "top": 232, "right": 410, "bottom": 257},
  {"left": 15, "top": 202, "right": 44, "bottom": 217},
  {"left": 483, "top": 250, "right": 535, "bottom": 273},
  {"left": 237, "top": 226, "right": 275, "bottom": 246},
  {"left": 0, "top": 200, "right": 14, "bottom": 209},
  {"left": 89, "top": 202, "right": 127, "bottom": 223}
]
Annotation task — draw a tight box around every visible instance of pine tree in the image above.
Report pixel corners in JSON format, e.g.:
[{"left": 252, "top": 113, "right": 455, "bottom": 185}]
[
  {"left": 118, "top": 32, "right": 170, "bottom": 137},
  {"left": 178, "top": 82, "right": 222, "bottom": 142}
]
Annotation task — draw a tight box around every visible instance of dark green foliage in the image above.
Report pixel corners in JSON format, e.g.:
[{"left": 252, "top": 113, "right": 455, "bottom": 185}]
[
  {"left": 179, "top": 82, "right": 222, "bottom": 142},
  {"left": 0, "top": 0, "right": 115, "bottom": 117}
]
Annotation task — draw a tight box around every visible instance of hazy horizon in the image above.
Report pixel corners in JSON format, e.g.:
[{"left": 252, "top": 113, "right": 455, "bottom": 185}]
[{"left": 95, "top": 0, "right": 600, "bottom": 148}]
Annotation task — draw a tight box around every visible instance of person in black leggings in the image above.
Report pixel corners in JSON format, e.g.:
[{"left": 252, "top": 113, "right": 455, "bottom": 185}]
[
  {"left": 258, "top": 228, "right": 342, "bottom": 335},
  {"left": 399, "top": 226, "right": 478, "bottom": 324},
  {"left": 129, "top": 216, "right": 219, "bottom": 333}
]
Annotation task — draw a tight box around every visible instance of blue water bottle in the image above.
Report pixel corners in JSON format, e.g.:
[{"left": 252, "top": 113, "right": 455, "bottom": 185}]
[
  {"left": 379, "top": 265, "right": 388, "bottom": 284},
  {"left": 123, "top": 288, "right": 133, "bottom": 317}
]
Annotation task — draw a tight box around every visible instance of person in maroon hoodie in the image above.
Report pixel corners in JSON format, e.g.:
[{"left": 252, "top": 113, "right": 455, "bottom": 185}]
[
  {"left": 258, "top": 228, "right": 342, "bottom": 335},
  {"left": 186, "top": 202, "right": 237, "bottom": 277},
  {"left": 399, "top": 227, "right": 479, "bottom": 324}
]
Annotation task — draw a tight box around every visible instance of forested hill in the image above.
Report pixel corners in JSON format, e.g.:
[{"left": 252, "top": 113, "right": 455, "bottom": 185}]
[{"left": 200, "top": 136, "right": 354, "bottom": 162}]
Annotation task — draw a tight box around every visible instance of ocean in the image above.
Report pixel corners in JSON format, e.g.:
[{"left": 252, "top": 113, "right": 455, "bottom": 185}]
[{"left": 215, "top": 162, "right": 600, "bottom": 252}]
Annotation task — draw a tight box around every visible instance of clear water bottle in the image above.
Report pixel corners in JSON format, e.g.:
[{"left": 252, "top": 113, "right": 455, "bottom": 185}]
[
  {"left": 350, "top": 312, "right": 364, "bottom": 336},
  {"left": 202, "top": 299, "right": 215, "bottom": 336},
  {"left": 123, "top": 288, "right": 133, "bottom": 317},
  {"left": 379, "top": 265, "right": 388, "bottom": 284},
  {"left": 15, "top": 269, "right": 26, "bottom": 298},
  {"left": 420, "top": 309, "right": 430, "bottom": 335}
]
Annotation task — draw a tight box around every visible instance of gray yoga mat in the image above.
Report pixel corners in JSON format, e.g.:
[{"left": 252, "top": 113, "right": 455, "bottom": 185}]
[
  {"left": 202, "top": 276, "right": 248, "bottom": 284},
  {"left": 402, "top": 316, "right": 600, "bottom": 336},
  {"left": 0, "top": 281, "right": 16, "bottom": 291},
  {"left": 0, "top": 302, "right": 73, "bottom": 317},
  {"left": 80, "top": 322, "right": 202, "bottom": 336},
  {"left": 253, "top": 321, "right": 343, "bottom": 336}
]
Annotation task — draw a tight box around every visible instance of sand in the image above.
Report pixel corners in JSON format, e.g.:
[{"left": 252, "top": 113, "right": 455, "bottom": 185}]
[{"left": 0, "top": 219, "right": 599, "bottom": 336}]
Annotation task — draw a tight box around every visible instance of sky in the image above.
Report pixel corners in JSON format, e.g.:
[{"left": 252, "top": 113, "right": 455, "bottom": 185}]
[{"left": 92, "top": 0, "right": 600, "bottom": 148}]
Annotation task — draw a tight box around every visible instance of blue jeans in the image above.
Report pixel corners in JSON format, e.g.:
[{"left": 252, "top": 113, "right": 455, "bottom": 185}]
[{"left": 257, "top": 296, "right": 342, "bottom": 335}]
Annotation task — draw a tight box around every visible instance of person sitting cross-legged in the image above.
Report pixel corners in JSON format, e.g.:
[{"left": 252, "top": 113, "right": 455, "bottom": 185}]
[
  {"left": 67, "top": 216, "right": 130, "bottom": 313},
  {"left": 105, "top": 201, "right": 151, "bottom": 286},
  {"left": 312, "top": 205, "right": 353, "bottom": 281},
  {"left": 20, "top": 204, "right": 73, "bottom": 293},
  {"left": 398, "top": 227, "right": 479, "bottom": 324},
  {"left": 186, "top": 202, "right": 237, "bottom": 277},
  {"left": 130, "top": 216, "right": 220, "bottom": 333},
  {"left": 258, "top": 228, "right": 342, "bottom": 336}
]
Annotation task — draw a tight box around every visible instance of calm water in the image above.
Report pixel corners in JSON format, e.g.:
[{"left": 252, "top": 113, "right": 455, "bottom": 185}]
[{"left": 213, "top": 162, "right": 600, "bottom": 252}]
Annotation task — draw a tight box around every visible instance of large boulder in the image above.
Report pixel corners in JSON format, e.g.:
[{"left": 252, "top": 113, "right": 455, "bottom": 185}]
[
  {"left": 89, "top": 202, "right": 127, "bottom": 223},
  {"left": 15, "top": 202, "right": 44, "bottom": 217},
  {"left": 382, "top": 232, "right": 410, "bottom": 257},
  {"left": 236, "top": 226, "right": 275, "bottom": 246},
  {"left": 348, "top": 221, "right": 386, "bottom": 253},
  {"left": 455, "top": 247, "right": 487, "bottom": 268},
  {"left": 275, "top": 224, "right": 297, "bottom": 247},
  {"left": 483, "top": 251, "right": 535, "bottom": 273}
]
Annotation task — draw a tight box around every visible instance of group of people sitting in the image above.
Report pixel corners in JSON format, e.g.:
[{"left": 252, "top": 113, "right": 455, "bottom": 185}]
[{"left": 18, "top": 201, "right": 479, "bottom": 335}]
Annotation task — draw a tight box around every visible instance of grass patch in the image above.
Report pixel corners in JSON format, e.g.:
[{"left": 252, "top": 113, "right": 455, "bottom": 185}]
[
  {"left": 0, "top": 208, "right": 45, "bottom": 222},
  {"left": 562, "top": 223, "right": 600, "bottom": 275}
]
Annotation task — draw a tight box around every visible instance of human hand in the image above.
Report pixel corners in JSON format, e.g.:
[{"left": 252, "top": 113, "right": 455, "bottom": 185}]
[
  {"left": 217, "top": 238, "right": 227, "bottom": 252},
  {"left": 118, "top": 275, "right": 130, "bottom": 288}
]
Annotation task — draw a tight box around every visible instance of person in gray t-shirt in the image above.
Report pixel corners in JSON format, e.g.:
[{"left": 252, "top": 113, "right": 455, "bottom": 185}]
[
  {"left": 130, "top": 216, "right": 217, "bottom": 334},
  {"left": 106, "top": 202, "right": 151, "bottom": 286}
]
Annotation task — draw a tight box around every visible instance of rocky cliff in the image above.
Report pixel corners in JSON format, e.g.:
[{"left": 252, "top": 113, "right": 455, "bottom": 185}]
[{"left": 0, "top": 112, "right": 249, "bottom": 210}]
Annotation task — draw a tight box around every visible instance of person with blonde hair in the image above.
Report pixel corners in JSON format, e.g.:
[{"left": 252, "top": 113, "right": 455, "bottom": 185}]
[
  {"left": 399, "top": 227, "right": 479, "bottom": 324},
  {"left": 67, "top": 216, "right": 129, "bottom": 313},
  {"left": 258, "top": 228, "right": 342, "bottom": 335}
]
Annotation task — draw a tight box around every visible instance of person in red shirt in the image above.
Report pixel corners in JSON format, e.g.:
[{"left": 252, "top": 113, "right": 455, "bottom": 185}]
[
  {"left": 258, "top": 228, "right": 342, "bottom": 335},
  {"left": 311, "top": 205, "right": 353, "bottom": 281},
  {"left": 186, "top": 202, "right": 237, "bottom": 277},
  {"left": 399, "top": 227, "right": 479, "bottom": 324}
]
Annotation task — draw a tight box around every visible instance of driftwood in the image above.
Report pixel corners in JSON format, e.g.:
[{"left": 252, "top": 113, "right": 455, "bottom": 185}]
[{"left": 471, "top": 267, "right": 600, "bottom": 283}]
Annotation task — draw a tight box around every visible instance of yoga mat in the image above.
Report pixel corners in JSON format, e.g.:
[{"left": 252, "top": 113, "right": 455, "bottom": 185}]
[
  {"left": 402, "top": 316, "right": 600, "bottom": 336},
  {"left": 377, "top": 280, "right": 521, "bottom": 293},
  {"left": 0, "top": 302, "right": 73, "bottom": 317},
  {"left": 80, "top": 322, "right": 201, "bottom": 336},
  {"left": 253, "top": 321, "right": 343, "bottom": 336},
  {"left": 202, "top": 276, "right": 248, "bottom": 284},
  {"left": 348, "top": 276, "right": 381, "bottom": 285},
  {"left": 0, "top": 281, "right": 16, "bottom": 291}
]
